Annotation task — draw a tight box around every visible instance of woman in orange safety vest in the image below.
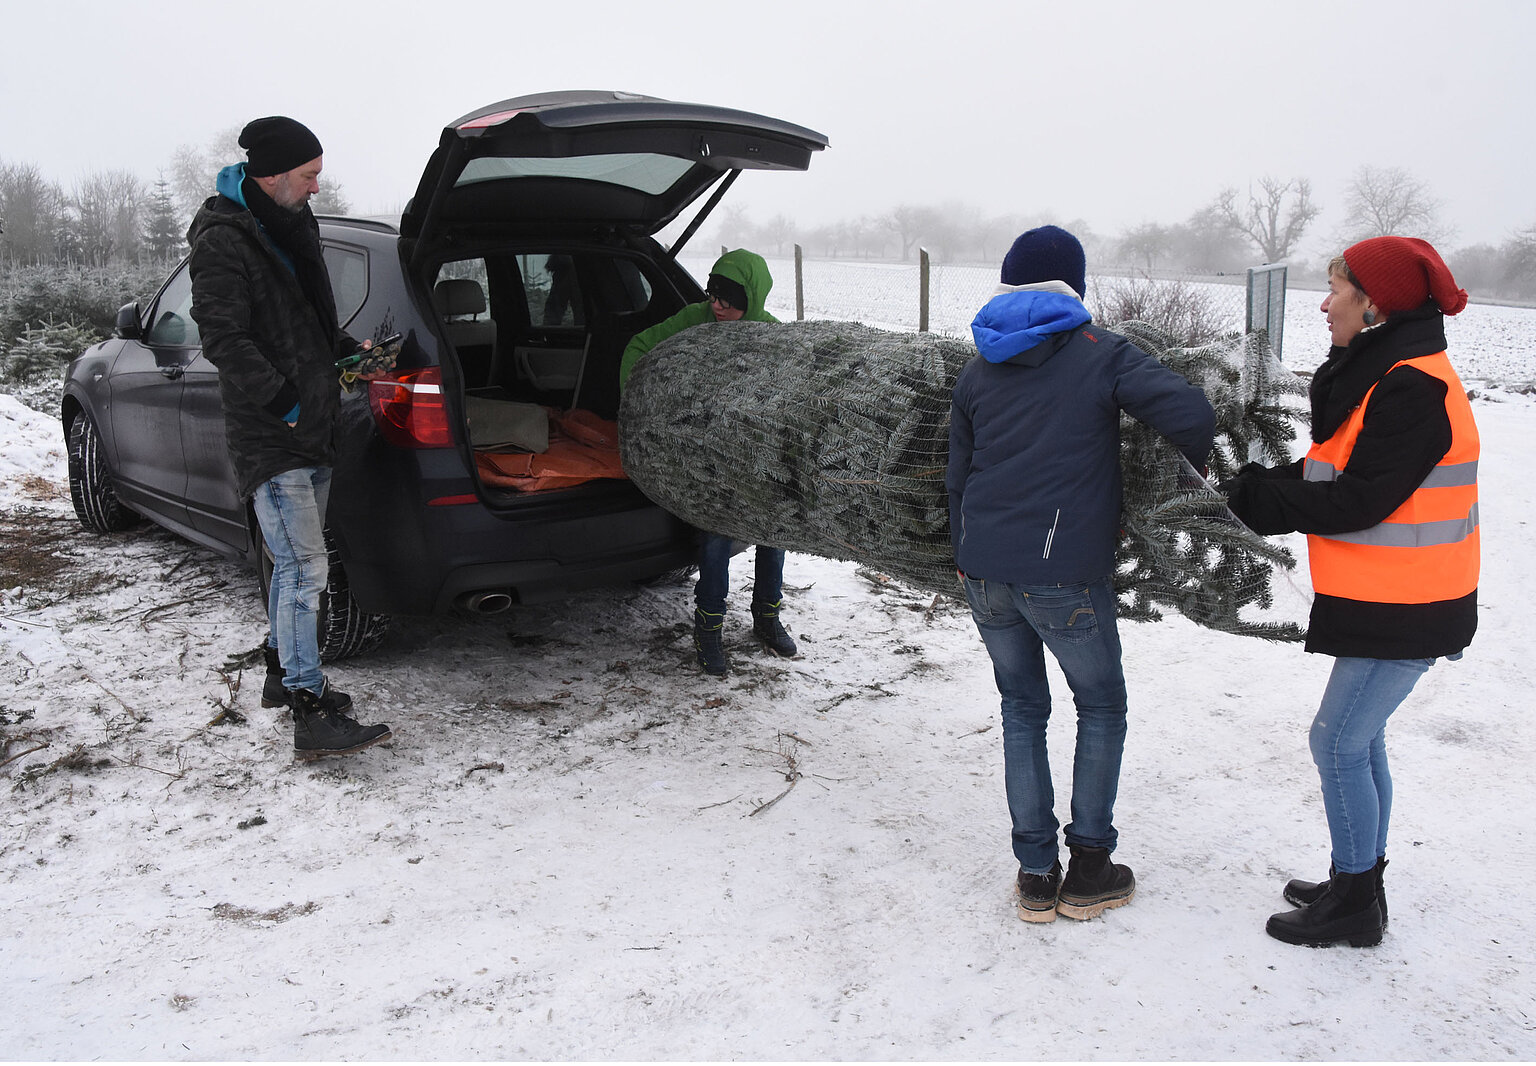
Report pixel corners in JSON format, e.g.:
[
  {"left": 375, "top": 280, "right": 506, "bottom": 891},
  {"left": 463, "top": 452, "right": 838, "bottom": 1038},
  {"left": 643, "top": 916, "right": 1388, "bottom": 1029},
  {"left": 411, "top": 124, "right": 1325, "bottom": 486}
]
[{"left": 1222, "top": 236, "right": 1478, "bottom": 949}]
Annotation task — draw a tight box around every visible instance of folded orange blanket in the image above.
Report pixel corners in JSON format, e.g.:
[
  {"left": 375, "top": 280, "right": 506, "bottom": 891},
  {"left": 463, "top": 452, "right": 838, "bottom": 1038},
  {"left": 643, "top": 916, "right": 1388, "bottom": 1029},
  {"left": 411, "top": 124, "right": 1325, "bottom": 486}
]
[{"left": 474, "top": 409, "right": 627, "bottom": 492}]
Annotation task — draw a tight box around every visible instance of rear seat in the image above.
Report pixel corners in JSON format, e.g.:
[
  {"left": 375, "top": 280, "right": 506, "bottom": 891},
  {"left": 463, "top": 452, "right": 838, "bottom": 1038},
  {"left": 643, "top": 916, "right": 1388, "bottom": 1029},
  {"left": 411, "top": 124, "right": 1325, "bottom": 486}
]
[{"left": 433, "top": 278, "right": 497, "bottom": 387}]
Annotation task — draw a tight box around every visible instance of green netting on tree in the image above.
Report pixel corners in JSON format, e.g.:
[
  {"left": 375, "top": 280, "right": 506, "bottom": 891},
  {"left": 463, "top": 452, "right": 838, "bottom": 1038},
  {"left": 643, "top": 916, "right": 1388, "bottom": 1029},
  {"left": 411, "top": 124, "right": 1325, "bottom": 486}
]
[{"left": 619, "top": 318, "right": 1308, "bottom": 641}]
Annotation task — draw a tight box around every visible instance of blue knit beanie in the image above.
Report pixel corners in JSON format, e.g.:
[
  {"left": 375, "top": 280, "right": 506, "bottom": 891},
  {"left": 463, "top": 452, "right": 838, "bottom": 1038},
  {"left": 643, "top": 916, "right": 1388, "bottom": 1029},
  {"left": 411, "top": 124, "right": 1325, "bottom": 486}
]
[{"left": 1001, "top": 225, "right": 1086, "bottom": 297}]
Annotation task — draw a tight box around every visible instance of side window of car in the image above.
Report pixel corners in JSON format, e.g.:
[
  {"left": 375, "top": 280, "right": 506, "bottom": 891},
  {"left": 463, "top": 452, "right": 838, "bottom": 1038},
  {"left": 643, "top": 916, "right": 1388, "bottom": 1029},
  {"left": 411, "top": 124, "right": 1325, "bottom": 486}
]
[
  {"left": 322, "top": 243, "right": 368, "bottom": 327},
  {"left": 145, "top": 264, "right": 201, "bottom": 348},
  {"left": 612, "top": 258, "right": 652, "bottom": 313},
  {"left": 522, "top": 254, "right": 585, "bottom": 327}
]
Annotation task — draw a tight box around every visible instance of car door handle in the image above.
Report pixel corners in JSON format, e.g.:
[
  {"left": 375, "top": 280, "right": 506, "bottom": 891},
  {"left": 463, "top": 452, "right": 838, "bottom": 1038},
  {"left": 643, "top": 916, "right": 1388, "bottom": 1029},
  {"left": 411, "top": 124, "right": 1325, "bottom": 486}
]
[{"left": 159, "top": 366, "right": 185, "bottom": 380}]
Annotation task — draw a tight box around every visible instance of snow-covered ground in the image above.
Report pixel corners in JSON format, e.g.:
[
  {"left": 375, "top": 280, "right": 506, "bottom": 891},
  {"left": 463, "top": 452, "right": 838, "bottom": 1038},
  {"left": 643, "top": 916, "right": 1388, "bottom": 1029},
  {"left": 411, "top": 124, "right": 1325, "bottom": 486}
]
[{"left": 2, "top": 300, "right": 1535, "bottom": 1059}]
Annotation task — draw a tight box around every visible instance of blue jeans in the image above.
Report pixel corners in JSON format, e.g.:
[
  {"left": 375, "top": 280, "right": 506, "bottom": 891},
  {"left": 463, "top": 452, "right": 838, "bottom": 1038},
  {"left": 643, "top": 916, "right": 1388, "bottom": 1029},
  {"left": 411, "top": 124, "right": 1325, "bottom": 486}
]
[
  {"left": 1310, "top": 655, "right": 1434, "bottom": 874},
  {"left": 963, "top": 575, "right": 1128, "bottom": 874},
  {"left": 251, "top": 466, "right": 332, "bottom": 694},
  {"left": 695, "top": 532, "right": 785, "bottom": 616}
]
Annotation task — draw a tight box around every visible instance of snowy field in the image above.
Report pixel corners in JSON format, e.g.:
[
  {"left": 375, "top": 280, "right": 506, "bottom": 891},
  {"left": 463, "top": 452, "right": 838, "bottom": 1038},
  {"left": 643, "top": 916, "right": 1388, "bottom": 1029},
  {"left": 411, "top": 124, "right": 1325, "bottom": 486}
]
[
  {"left": 2, "top": 297, "right": 1534, "bottom": 1060},
  {"left": 682, "top": 253, "right": 1536, "bottom": 388}
]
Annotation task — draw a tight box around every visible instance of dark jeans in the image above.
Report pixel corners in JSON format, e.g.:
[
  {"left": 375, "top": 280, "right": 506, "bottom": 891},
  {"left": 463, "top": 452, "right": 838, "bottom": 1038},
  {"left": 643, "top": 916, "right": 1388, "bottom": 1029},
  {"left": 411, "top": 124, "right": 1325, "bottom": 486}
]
[
  {"left": 963, "top": 574, "right": 1129, "bottom": 874},
  {"left": 694, "top": 532, "right": 785, "bottom": 616}
]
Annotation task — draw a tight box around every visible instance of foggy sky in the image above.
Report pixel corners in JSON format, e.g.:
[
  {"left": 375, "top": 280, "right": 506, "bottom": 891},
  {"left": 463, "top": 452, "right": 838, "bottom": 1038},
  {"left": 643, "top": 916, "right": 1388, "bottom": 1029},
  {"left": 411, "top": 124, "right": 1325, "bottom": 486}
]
[{"left": 3, "top": 0, "right": 1532, "bottom": 258}]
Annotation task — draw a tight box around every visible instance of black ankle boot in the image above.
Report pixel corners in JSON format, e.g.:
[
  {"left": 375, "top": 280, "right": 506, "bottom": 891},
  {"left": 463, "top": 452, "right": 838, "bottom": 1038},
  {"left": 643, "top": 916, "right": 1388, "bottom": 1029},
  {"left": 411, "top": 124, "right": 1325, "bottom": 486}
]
[
  {"left": 1266, "top": 868, "right": 1383, "bottom": 947},
  {"left": 292, "top": 682, "right": 391, "bottom": 761},
  {"left": 750, "top": 599, "right": 798, "bottom": 657},
  {"left": 1016, "top": 861, "right": 1063, "bottom": 923},
  {"left": 1285, "top": 857, "right": 1389, "bottom": 928},
  {"left": 1057, "top": 845, "right": 1135, "bottom": 920},
  {"left": 693, "top": 608, "right": 729, "bottom": 676},
  {"left": 261, "top": 643, "right": 288, "bottom": 708}
]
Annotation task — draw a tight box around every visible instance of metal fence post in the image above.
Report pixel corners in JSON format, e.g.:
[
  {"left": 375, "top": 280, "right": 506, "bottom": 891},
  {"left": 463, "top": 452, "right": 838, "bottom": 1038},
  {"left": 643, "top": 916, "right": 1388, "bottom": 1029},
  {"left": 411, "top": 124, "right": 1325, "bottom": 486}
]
[
  {"left": 1245, "top": 263, "right": 1288, "bottom": 362},
  {"left": 919, "top": 248, "right": 930, "bottom": 333},
  {"left": 795, "top": 244, "right": 804, "bottom": 321}
]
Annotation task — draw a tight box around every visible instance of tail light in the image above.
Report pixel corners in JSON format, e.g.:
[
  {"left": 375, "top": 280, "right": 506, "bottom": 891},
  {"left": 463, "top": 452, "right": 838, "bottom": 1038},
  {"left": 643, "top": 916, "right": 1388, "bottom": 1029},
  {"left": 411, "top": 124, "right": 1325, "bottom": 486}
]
[{"left": 368, "top": 367, "right": 453, "bottom": 448}]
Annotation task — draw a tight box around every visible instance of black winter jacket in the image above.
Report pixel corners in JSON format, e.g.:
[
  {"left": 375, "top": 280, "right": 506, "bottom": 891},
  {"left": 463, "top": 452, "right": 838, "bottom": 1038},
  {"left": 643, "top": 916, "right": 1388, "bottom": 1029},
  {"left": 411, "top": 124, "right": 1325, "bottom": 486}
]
[
  {"left": 187, "top": 186, "right": 354, "bottom": 499},
  {"left": 1223, "top": 306, "right": 1476, "bottom": 659}
]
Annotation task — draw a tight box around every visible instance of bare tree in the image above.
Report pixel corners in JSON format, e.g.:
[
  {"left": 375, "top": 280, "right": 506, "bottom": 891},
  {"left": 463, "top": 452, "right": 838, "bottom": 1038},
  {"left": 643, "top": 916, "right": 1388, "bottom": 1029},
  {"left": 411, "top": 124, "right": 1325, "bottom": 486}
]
[
  {"left": 0, "top": 160, "right": 68, "bottom": 264},
  {"left": 759, "top": 213, "right": 796, "bottom": 256},
  {"left": 73, "top": 170, "right": 147, "bottom": 265},
  {"left": 168, "top": 143, "right": 212, "bottom": 223},
  {"left": 709, "top": 203, "right": 754, "bottom": 252},
  {"left": 169, "top": 127, "right": 242, "bottom": 224},
  {"left": 887, "top": 203, "right": 940, "bottom": 261},
  {"left": 1341, "top": 165, "right": 1447, "bottom": 244},
  {"left": 1172, "top": 204, "right": 1254, "bottom": 273},
  {"left": 1213, "top": 176, "right": 1320, "bottom": 263},
  {"left": 1503, "top": 222, "right": 1536, "bottom": 297},
  {"left": 1119, "top": 222, "right": 1173, "bottom": 272}
]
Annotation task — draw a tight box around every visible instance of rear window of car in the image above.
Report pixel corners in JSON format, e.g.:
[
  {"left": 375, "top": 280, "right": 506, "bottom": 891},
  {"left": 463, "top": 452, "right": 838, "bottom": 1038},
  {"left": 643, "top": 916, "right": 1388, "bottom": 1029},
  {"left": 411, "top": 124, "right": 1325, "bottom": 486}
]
[{"left": 456, "top": 154, "right": 694, "bottom": 195}]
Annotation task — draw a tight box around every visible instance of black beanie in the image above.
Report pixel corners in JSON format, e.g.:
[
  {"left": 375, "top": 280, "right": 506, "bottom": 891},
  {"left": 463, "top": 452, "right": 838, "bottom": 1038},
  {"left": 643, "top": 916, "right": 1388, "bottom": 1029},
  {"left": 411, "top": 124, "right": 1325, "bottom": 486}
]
[
  {"left": 1001, "top": 225, "right": 1087, "bottom": 297},
  {"left": 240, "top": 116, "right": 323, "bottom": 177},
  {"left": 706, "top": 273, "right": 748, "bottom": 311}
]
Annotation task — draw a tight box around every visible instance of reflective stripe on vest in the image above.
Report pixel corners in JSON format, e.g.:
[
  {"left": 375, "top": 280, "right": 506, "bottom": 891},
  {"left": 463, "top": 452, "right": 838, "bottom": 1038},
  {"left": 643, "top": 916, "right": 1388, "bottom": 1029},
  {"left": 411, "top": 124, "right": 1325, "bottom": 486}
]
[{"left": 1304, "top": 352, "right": 1479, "bottom": 604}]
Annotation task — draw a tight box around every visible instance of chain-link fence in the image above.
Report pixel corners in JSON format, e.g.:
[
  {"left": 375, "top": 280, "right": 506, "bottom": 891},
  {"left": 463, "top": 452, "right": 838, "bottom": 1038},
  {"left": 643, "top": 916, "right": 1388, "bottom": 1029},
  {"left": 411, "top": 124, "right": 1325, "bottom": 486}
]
[{"left": 680, "top": 249, "right": 1284, "bottom": 358}]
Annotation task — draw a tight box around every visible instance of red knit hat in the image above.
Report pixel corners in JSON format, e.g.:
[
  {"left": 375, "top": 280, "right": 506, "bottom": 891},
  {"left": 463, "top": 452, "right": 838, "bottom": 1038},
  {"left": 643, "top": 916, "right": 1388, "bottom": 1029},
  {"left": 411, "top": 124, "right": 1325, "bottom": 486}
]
[{"left": 1342, "top": 236, "right": 1467, "bottom": 316}]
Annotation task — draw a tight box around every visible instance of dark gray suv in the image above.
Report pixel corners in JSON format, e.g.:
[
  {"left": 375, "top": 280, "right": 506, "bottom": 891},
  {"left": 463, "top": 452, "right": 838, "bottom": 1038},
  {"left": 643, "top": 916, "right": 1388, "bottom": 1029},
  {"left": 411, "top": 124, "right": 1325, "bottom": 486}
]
[{"left": 61, "top": 90, "right": 827, "bottom": 657}]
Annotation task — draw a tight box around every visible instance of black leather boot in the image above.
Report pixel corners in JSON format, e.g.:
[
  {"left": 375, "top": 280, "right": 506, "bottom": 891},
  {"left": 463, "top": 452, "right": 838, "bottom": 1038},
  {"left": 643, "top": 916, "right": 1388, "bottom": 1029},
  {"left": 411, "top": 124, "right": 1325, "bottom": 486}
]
[
  {"left": 1056, "top": 845, "right": 1135, "bottom": 920},
  {"left": 1285, "top": 857, "right": 1389, "bottom": 929},
  {"left": 1016, "top": 861, "right": 1063, "bottom": 923},
  {"left": 292, "top": 682, "right": 391, "bottom": 761},
  {"left": 693, "top": 608, "right": 729, "bottom": 676},
  {"left": 260, "top": 643, "right": 288, "bottom": 708},
  {"left": 750, "top": 599, "right": 798, "bottom": 657},
  {"left": 1266, "top": 868, "right": 1383, "bottom": 947}
]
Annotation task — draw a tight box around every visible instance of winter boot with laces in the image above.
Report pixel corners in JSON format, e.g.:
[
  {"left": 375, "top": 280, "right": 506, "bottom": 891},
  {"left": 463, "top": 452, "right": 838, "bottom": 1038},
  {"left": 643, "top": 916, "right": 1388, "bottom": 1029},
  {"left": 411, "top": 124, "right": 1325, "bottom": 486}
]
[
  {"left": 1266, "top": 867, "right": 1383, "bottom": 948},
  {"left": 1015, "top": 861, "right": 1063, "bottom": 923},
  {"left": 750, "top": 599, "right": 798, "bottom": 658},
  {"left": 694, "top": 608, "right": 730, "bottom": 676},
  {"left": 1056, "top": 845, "right": 1136, "bottom": 920},
  {"left": 1285, "top": 857, "right": 1389, "bottom": 929},
  {"left": 260, "top": 643, "right": 288, "bottom": 708},
  {"left": 291, "top": 682, "right": 391, "bottom": 761}
]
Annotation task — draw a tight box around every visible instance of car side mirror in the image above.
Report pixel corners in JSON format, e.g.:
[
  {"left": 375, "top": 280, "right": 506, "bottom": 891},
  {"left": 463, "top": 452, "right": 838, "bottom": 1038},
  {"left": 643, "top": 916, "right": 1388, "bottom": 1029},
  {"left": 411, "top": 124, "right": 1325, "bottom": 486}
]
[{"left": 114, "top": 302, "right": 143, "bottom": 340}]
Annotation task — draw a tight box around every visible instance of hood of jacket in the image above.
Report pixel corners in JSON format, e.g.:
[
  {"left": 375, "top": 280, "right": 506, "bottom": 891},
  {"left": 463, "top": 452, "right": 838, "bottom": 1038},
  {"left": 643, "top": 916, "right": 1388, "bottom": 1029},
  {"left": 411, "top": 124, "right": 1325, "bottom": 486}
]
[
  {"left": 970, "top": 288, "right": 1093, "bottom": 365},
  {"left": 186, "top": 164, "right": 256, "bottom": 250},
  {"left": 216, "top": 162, "right": 248, "bottom": 206},
  {"left": 710, "top": 248, "right": 774, "bottom": 320}
]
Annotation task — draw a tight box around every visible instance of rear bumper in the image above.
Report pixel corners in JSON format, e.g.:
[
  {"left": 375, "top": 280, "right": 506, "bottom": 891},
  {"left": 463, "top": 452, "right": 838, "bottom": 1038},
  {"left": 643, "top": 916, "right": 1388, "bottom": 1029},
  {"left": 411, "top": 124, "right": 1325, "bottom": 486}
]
[{"left": 329, "top": 453, "right": 694, "bottom": 614}]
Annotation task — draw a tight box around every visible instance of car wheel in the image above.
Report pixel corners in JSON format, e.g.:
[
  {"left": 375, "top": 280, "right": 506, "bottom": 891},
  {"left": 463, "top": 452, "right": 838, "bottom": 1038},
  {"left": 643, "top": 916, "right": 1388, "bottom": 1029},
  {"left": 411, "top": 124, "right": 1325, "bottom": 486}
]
[
  {"left": 257, "top": 526, "right": 391, "bottom": 662},
  {"left": 67, "top": 410, "right": 141, "bottom": 533}
]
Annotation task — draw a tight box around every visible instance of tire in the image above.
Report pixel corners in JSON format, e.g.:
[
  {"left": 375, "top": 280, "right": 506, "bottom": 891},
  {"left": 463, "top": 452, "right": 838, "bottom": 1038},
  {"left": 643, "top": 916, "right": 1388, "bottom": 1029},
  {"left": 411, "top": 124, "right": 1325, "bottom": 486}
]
[
  {"left": 257, "top": 525, "right": 391, "bottom": 662},
  {"left": 67, "top": 411, "right": 141, "bottom": 533}
]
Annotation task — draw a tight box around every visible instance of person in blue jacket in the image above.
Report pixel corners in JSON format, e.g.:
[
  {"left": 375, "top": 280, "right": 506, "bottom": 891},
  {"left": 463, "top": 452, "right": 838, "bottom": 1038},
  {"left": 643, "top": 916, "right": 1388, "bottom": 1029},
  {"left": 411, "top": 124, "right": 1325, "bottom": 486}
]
[{"left": 947, "top": 226, "right": 1215, "bottom": 923}]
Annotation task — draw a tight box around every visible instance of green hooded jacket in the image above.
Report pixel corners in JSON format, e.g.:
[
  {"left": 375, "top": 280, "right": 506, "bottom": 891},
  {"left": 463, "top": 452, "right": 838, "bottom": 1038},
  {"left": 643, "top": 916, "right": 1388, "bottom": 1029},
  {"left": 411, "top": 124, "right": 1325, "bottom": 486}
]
[{"left": 618, "top": 248, "right": 777, "bottom": 391}]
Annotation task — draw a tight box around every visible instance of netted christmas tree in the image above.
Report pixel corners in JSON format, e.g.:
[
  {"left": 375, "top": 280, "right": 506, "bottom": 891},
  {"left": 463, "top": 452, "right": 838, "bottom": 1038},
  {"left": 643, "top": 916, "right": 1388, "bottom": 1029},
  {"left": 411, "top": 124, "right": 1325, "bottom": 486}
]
[
  {"left": 1109, "top": 322, "right": 1308, "bottom": 639},
  {"left": 619, "top": 317, "right": 1308, "bottom": 641}
]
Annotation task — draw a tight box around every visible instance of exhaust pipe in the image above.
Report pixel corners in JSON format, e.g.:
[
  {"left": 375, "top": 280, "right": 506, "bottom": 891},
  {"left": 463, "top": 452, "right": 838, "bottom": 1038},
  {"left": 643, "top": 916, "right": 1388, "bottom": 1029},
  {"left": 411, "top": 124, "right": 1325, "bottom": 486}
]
[{"left": 459, "top": 590, "right": 514, "bottom": 614}]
